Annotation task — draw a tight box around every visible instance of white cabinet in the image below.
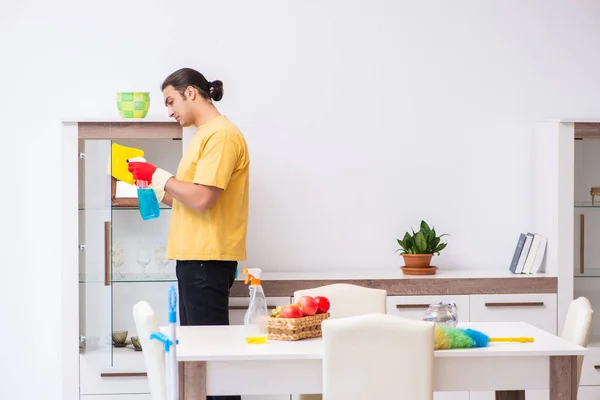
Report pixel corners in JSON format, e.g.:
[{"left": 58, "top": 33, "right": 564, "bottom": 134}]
[
  {"left": 76, "top": 123, "right": 185, "bottom": 400},
  {"left": 469, "top": 293, "right": 556, "bottom": 400},
  {"left": 469, "top": 294, "right": 557, "bottom": 334},
  {"left": 79, "top": 352, "right": 149, "bottom": 395},
  {"left": 578, "top": 386, "right": 600, "bottom": 400},
  {"left": 573, "top": 131, "right": 600, "bottom": 396},
  {"left": 579, "top": 346, "right": 600, "bottom": 386},
  {"left": 387, "top": 295, "right": 470, "bottom": 322}
]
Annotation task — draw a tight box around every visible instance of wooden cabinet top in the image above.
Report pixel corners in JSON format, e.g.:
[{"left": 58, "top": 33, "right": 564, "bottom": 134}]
[{"left": 228, "top": 269, "right": 557, "bottom": 297}]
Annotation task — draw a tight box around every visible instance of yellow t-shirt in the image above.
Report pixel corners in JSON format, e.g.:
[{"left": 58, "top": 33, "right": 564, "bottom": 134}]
[{"left": 166, "top": 115, "right": 250, "bottom": 261}]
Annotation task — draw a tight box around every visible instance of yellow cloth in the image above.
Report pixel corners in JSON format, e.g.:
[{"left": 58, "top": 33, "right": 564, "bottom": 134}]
[
  {"left": 166, "top": 116, "right": 250, "bottom": 261},
  {"left": 108, "top": 143, "right": 144, "bottom": 185}
]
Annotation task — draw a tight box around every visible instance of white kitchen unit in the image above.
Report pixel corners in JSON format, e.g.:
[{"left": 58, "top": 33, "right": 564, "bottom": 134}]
[
  {"left": 468, "top": 294, "right": 556, "bottom": 400},
  {"left": 76, "top": 120, "right": 186, "bottom": 398},
  {"left": 388, "top": 292, "right": 557, "bottom": 400},
  {"left": 572, "top": 124, "right": 600, "bottom": 397},
  {"left": 469, "top": 293, "right": 557, "bottom": 334},
  {"left": 70, "top": 119, "right": 295, "bottom": 400},
  {"left": 64, "top": 119, "right": 565, "bottom": 400},
  {"left": 533, "top": 119, "right": 600, "bottom": 398}
]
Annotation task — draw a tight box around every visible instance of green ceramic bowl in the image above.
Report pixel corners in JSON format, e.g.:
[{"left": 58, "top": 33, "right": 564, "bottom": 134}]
[
  {"left": 131, "top": 336, "right": 142, "bottom": 351},
  {"left": 112, "top": 330, "right": 128, "bottom": 346},
  {"left": 116, "top": 92, "right": 150, "bottom": 118}
]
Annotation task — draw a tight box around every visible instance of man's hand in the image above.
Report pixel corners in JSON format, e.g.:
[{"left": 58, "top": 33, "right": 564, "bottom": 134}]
[
  {"left": 127, "top": 161, "right": 174, "bottom": 202},
  {"left": 127, "top": 162, "right": 157, "bottom": 185}
]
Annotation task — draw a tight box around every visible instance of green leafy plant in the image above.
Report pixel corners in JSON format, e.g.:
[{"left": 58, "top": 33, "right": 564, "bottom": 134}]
[{"left": 396, "top": 220, "right": 448, "bottom": 255}]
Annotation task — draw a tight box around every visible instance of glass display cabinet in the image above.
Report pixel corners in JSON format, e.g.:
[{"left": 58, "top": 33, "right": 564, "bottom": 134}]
[
  {"left": 74, "top": 120, "right": 292, "bottom": 400},
  {"left": 77, "top": 121, "right": 184, "bottom": 397},
  {"left": 573, "top": 127, "right": 600, "bottom": 344}
]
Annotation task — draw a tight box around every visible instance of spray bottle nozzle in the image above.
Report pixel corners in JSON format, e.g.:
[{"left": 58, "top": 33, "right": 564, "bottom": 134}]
[
  {"left": 243, "top": 268, "right": 262, "bottom": 285},
  {"left": 126, "top": 156, "right": 147, "bottom": 163},
  {"left": 125, "top": 156, "right": 148, "bottom": 187}
]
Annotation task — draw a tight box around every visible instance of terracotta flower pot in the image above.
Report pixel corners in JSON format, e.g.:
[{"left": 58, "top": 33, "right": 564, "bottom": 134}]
[{"left": 401, "top": 254, "right": 433, "bottom": 268}]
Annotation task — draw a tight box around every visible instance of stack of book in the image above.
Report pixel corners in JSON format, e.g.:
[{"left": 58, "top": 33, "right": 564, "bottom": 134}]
[{"left": 508, "top": 232, "right": 547, "bottom": 274}]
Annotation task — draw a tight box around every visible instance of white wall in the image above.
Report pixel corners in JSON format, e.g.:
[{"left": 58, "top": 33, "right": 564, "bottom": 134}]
[{"left": 3, "top": 1, "right": 600, "bottom": 399}]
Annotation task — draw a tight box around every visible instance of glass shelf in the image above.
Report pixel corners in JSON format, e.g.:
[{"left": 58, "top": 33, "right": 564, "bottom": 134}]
[
  {"left": 78, "top": 206, "right": 172, "bottom": 211},
  {"left": 112, "top": 273, "right": 177, "bottom": 283},
  {"left": 574, "top": 273, "right": 600, "bottom": 278},
  {"left": 79, "top": 273, "right": 177, "bottom": 284},
  {"left": 112, "top": 206, "right": 172, "bottom": 210},
  {"left": 574, "top": 201, "right": 600, "bottom": 208}
]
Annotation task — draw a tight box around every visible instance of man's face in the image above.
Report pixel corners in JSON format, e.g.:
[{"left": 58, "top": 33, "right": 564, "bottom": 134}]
[{"left": 163, "top": 85, "right": 193, "bottom": 127}]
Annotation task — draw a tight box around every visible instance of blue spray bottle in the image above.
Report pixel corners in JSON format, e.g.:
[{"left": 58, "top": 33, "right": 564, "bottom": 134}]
[
  {"left": 149, "top": 284, "right": 179, "bottom": 400},
  {"left": 127, "top": 156, "right": 160, "bottom": 220}
]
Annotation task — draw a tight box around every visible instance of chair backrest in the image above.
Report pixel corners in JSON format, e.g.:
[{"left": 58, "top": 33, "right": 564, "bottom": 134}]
[
  {"left": 132, "top": 301, "right": 167, "bottom": 400},
  {"left": 293, "top": 283, "right": 387, "bottom": 318},
  {"left": 321, "top": 314, "right": 434, "bottom": 400},
  {"left": 560, "top": 296, "right": 594, "bottom": 385}
]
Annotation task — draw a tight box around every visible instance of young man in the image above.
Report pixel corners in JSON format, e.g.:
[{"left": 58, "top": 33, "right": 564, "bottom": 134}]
[{"left": 128, "top": 67, "right": 249, "bottom": 400}]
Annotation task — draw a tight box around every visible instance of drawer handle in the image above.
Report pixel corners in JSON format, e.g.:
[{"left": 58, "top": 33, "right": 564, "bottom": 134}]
[
  {"left": 104, "top": 221, "right": 110, "bottom": 286},
  {"left": 396, "top": 304, "right": 431, "bottom": 309},
  {"left": 229, "top": 305, "right": 277, "bottom": 310},
  {"left": 101, "top": 372, "right": 147, "bottom": 377},
  {"left": 581, "top": 214, "right": 585, "bottom": 274},
  {"left": 594, "top": 365, "right": 600, "bottom": 370},
  {"left": 485, "top": 302, "right": 544, "bottom": 307}
]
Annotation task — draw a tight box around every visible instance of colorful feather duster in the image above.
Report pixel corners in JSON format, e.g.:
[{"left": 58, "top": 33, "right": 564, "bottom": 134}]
[{"left": 434, "top": 325, "right": 534, "bottom": 350}]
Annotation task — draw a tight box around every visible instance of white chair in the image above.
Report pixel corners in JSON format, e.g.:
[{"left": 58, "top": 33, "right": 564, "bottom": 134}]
[
  {"left": 560, "top": 296, "right": 594, "bottom": 385},
  {"left": 321, "top": 313, "right": 434, "bottom": 400},
  {"left": 132, "top": 301, "right": 168, "bottom": 400},
  {"left": 293, "top": 283, "right": 387, "bottom": 319},
  {"left": 294, "top": 283, "right": 387, "bottom": 400}
]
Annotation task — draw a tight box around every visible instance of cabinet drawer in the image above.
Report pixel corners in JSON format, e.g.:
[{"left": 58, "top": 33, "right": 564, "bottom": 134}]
[
  {"left": 80, "top": 353, "right": 149, "bottom": 395},
  {"left": 229, "top": 296, "right": 291, "bottom": 325},
  {"left": 469, "top": 294, "right": 557, "bottom": 334},
  {"left": 386, "top": 295, "right": 470, "bottom": 322},
  {"left": 469, "top": 390, "right": 548, "bottom": 400},
  {"left": 433, "top": 392, "right": 469, "bottom": 400},
  {"left": 579, "top": 346, "right": 600, "bottom": 385},
  {"left": 577, "top": 386, "right": 600, "bottom": 400}
]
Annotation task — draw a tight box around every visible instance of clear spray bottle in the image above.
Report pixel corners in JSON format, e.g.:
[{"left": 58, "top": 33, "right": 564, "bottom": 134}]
[
  {"left": 126, "top": 156, "right": 160, "bottom": 220},
  {"left": 243, "top": 268, "right": 268, "bottom": 344}
]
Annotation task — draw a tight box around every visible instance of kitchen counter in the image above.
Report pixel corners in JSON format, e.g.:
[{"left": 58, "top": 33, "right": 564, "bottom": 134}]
[{"left": 229, "top": 268, "right": 557, "bottom": 296}]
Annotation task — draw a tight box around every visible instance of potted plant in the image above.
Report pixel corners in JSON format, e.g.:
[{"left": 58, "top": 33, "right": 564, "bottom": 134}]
[{"left": 395, "top": 220, "right": 448, "bottom": 269}]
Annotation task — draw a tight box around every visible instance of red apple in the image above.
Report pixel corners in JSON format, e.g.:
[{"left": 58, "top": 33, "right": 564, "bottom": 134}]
[
  {"left": 279, "top": 304, "right": 303, "bottom": 318},
  {"left": 314, "top": 296, "right": 330, "bottom": 314},
  {"left": 296, "top": 296, "right": 318, "bottom": 316}
]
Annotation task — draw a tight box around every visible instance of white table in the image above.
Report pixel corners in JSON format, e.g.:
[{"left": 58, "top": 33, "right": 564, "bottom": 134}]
[{"left": 166, "top": 322, "right": 587, "bottom": 400}]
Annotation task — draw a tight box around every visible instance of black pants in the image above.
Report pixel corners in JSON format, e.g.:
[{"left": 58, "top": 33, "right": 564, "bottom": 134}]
[{"left": 176, "top": 260, "right": 241, "bottom": 400}]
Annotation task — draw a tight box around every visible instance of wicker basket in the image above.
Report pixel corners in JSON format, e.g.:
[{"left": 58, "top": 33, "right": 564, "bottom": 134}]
[{"left": 267, "top": 312, "right": 330, "bottom": 341}]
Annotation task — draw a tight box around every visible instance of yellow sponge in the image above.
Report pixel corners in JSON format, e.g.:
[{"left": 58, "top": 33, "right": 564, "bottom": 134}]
[{"left": 107, "top": 143, "right": 144, "bottom": 185}]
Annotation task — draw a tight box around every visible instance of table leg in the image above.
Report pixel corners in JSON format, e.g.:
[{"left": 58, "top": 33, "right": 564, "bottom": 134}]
[
  {"left": 495, "top": 391, "right": 525, "bottom": 400},
  {"left": 550, "top": 355, "right": 578, "bottom": 400},
  {"left": 178, "top": 361, "right": 207, "bottom": 400}
]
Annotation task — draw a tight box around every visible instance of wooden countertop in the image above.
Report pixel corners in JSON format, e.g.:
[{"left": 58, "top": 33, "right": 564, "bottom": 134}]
[{"left": 229, "top": 269, "right": 557, "bottom": 297}]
